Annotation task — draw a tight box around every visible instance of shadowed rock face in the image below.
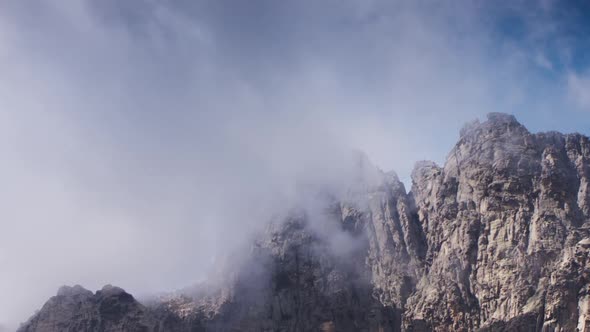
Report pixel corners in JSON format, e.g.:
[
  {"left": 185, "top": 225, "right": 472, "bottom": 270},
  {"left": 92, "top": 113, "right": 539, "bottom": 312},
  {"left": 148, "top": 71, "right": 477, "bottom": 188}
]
[
  {"left": 17, "top": 285, "right": 160, "bottom": 332},
  {"left": 19, "top": 113, "right": 590, "bottom": 332}
]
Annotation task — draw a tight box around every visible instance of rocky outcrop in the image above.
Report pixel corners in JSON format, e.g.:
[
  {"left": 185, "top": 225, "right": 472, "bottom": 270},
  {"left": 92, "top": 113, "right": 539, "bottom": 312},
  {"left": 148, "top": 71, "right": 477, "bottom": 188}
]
[
  {"left": 403, "top": 113, "right": 590, "bottom": 331},
  {"left": 19, "top": 113, "right": 590, "bottom": 331},
  {"left": 17, "top": 285, "right": 160, "bottom": 332}
]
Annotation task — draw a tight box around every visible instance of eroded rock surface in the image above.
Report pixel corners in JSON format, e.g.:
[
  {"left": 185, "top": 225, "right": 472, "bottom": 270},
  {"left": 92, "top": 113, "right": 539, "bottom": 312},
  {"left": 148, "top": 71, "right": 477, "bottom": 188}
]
[
  {"left": 18, "top": 285, "right": 160, "bottom": 332},
  {"left": 19, "top": 113, "right": 590, "bottom": 331}
]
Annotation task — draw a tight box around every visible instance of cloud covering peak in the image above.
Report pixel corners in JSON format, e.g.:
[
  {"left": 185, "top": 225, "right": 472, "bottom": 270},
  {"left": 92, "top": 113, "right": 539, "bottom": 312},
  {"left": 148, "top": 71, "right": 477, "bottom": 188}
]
[{"left": 1, "top": 0, "right": 590, "bottom": 329}]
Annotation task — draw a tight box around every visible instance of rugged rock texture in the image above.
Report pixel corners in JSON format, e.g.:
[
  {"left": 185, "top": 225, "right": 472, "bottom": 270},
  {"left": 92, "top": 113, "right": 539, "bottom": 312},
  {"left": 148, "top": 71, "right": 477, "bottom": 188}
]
[
  {"left": 19, "top": 113, "right": 590, "bottom": 331},
  {"left": 18, "top": 285, "right": 161, "bottom": 332},
  {"left": 405, "top": 113, "right": 590, "bottom": 331}
]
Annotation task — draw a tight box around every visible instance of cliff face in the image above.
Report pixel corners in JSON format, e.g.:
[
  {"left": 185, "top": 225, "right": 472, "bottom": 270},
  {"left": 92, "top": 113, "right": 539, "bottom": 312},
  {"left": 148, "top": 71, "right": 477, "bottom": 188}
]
[
  {"left": 405, "top": 113, "right": 590, "bottom": 331},
  {"left": 19, "top": 113, "right": 590, "bottom": 332}
]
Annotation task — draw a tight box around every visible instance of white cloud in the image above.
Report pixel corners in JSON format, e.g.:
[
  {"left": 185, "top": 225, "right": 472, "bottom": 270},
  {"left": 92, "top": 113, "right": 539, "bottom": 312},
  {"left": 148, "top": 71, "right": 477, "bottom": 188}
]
[
  {"left": 0, "top": 1, "right": 587, "bottom": 329},
  {"left": 534, "top": 52, "right": 553, "bottom": 70},
  {"left": 567, "top": 72, "right": 590, "bottom": 111}
]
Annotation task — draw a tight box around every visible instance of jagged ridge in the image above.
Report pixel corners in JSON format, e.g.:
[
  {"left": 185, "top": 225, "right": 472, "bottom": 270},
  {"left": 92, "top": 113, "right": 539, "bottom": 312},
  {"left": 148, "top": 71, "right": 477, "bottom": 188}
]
[{"left": 19, "top": 113, "right": 590, "bottom": 332}]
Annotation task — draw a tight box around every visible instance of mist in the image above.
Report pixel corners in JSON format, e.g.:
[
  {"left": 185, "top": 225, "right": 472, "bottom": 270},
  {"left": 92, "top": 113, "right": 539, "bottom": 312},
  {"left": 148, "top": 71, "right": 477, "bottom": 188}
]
[{"left": 1, "top": 0, "right": 589, "bottom": 329}]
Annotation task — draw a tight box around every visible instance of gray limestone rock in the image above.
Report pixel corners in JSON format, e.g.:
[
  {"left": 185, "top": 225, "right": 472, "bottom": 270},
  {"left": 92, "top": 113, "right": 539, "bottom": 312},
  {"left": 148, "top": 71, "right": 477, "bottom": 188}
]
[{"left": 18, "top": 113, "right": 590, "bottom": 331}]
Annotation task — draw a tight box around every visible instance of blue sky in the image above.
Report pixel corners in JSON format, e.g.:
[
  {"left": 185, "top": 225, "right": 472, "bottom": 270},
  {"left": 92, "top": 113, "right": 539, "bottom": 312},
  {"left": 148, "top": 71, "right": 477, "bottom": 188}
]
[
  {"left": 76, "top": 0, "right": 590, "bottom": 168},
  {"left": 1, "top": 0, "right": 590, "bottom": 328},
  {"left": 481, "top": 0, "right": 590, "bottom": 131}
]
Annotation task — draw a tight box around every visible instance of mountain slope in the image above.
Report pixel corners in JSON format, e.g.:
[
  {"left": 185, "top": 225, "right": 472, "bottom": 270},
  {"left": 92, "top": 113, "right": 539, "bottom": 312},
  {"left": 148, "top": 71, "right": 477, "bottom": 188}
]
[{"left": 19, "top": 113, "right": 590, "bottom": 331}]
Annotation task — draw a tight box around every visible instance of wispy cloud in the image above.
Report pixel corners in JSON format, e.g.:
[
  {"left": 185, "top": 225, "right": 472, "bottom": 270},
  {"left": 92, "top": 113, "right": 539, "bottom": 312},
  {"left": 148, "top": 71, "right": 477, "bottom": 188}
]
[
  {"left": 567, "top": 72, "right": 590, "bottom": 111},
  {"left": 0, "top": 1, "right": 589, "bottom": 329},
  {"left": 534, "top": 52, "right": 554, "bottom": 70}
]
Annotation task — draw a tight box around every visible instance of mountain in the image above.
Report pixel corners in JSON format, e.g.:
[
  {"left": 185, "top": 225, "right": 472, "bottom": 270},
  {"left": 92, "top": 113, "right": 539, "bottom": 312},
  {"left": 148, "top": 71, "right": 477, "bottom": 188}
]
[{"left": 18, "top": 113, "right": 590, "bottom": 331}]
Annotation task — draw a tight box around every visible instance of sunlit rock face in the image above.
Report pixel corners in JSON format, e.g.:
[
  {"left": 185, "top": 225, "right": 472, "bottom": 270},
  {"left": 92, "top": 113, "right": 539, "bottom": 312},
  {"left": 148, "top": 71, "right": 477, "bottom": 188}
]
[
  {"left": 19, "top": 113, "right": 590, "bottom": 331},
  {"left": 405, "top": 113, "right": 590, "bottom": 331}
]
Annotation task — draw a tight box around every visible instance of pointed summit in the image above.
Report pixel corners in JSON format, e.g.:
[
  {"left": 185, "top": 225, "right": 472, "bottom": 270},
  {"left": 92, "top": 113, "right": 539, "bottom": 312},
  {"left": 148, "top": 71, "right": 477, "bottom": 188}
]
[{"left": 486, "top": 112, "right": 518, "bottom": 124}]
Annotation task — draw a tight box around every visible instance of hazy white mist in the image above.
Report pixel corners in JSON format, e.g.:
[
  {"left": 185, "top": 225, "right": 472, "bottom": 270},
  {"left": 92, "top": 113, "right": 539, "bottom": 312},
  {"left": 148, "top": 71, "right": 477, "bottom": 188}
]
[{"left": 1, "top": 0, "right": 588, "bottom": 329}]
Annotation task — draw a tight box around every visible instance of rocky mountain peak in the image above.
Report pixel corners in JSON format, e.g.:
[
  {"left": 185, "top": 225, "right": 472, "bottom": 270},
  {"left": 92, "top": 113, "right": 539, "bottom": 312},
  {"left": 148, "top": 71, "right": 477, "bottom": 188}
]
[
  {"left": 486, "top": 112, "right": 518, "bottom": 124},
  {"left": 459, "top": 112, "right": 524, "bottom": 138},
  {"left": 18, "top": 113, "right": 590, "bottom": 331},
  {"left": 97, "top": 285, "right": 128, "bottom": 297},
  {"left": 56, "top": 285, "right": 93, "bottom": 298}
]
